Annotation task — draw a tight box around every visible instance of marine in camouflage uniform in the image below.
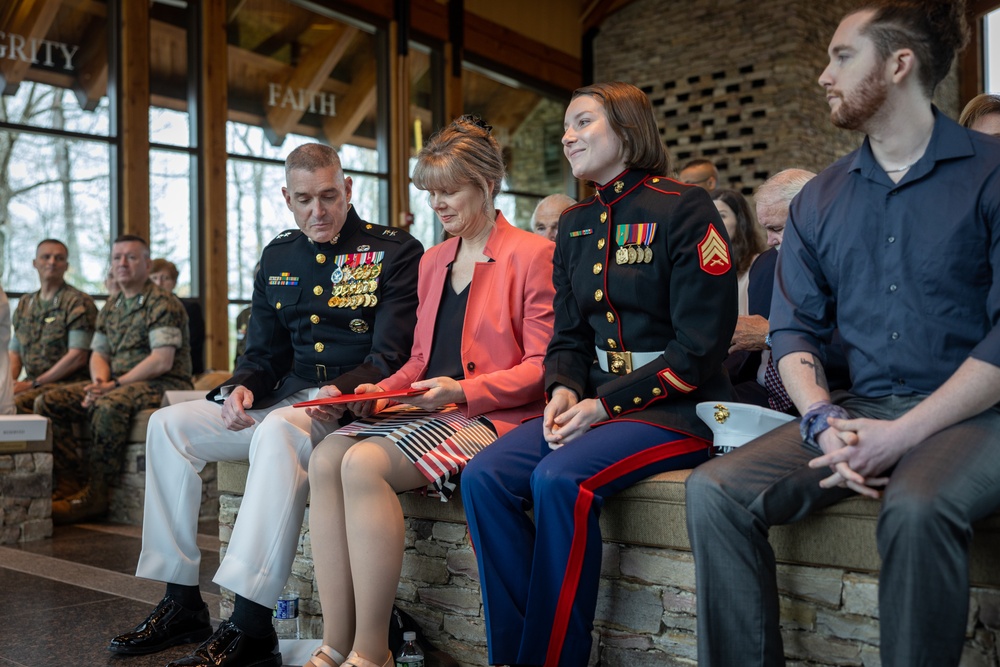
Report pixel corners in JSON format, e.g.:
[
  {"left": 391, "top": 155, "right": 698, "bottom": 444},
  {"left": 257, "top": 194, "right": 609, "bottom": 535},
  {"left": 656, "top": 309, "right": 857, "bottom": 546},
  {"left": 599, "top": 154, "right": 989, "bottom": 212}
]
[
  {"left": 11, "top": 283, "right": 97, "bottom": 414},
  {"left": 37, "top": 271, "right": 193, "bottom": 522}
]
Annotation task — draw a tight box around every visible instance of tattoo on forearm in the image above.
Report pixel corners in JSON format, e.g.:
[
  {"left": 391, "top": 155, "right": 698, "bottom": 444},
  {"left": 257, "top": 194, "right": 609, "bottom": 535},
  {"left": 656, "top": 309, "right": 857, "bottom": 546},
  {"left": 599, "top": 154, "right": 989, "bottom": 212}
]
[{"left": 799, "top": 355, "right": 829, "bottom": 390}]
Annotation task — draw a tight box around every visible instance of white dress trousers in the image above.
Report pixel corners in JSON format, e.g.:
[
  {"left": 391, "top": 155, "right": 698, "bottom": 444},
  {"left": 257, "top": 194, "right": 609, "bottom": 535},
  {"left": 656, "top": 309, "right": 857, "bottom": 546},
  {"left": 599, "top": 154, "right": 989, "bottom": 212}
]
[{"left": 136, "top": 388, "right": 339, "bottom": 606}]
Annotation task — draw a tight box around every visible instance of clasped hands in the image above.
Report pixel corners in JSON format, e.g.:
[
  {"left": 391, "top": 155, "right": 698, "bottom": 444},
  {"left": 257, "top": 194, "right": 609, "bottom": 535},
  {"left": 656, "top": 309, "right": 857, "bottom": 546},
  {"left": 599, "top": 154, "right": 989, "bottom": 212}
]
[
  {"left": 808, "top": 416, "right": 911, "bottom": 499},
  {"left": 542, "top": 386, "right": 609, "bottom": 448},
  {"left": 81, "top": 378, "right": 119, "bottom": 408}
]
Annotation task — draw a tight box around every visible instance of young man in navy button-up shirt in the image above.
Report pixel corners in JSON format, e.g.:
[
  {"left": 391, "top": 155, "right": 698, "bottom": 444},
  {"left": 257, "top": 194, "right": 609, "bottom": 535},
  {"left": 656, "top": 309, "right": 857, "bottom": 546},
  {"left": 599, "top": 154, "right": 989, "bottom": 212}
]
[{"left": 686, "top": 2, "right": 1000, "bottom": 666}]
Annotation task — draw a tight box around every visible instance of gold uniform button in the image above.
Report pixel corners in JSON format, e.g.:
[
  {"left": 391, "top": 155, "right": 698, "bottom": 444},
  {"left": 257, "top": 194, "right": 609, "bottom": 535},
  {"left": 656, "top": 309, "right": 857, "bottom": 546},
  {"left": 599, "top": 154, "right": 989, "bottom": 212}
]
[
  {"left": 310, "top": 314, "right": 320, "bottom": 324},
  {"left": 633, "top": 397, "right": 642, "bottom": 405},
  {"left": 652, "top": 178, "right": 660, "bottom": 183},
  {"left": 275, "top": 302, "right": 282, "bottom": 310},
  {"left": 652, "top": 388, "right": 662, "bottom": 396},
  {"left": 613, "top": 405, "right": 622, "bottom": 414},
  {"left": 366, "top": 224, "right": 373, "bottom": 229},
  {"left": 598, "top": 238, "right": 605, "bottom": 250},
  {"left": 316, "top": 253, "right": 326, "bottom": 264},
  {"left": 600, "top": 212, "right": 608, "bottom": 223},
  {"left": 606, "top": 312, "right": 615, "bottom": 323},
  {"left": 593, "top": 263, "right": 602, "bottom": 274},
  {"left": 313, "top": 285, "right": 324, "bottom": 296},
  {"left": 314, "top": 342, "right": 325, "bottom": 352},
  {"left": 594, "top": 289, "right": 603, "bottom": 302},
  {"left": 608, "top": 339, "right": 617, "bottom": 349}
]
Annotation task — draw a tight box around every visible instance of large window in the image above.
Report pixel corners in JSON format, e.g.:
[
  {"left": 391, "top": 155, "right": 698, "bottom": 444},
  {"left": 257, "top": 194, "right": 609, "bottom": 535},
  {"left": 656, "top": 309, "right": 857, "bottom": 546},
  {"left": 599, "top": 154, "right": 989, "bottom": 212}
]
[
  {"left": 408, "top": 60, "right": 572, "bottom": 246},
  {"left": 0, "top": 90, "right": 112, "bottom": 293},
  {"left": 224, "top": 1, "right": 387, "bottom": 360}
]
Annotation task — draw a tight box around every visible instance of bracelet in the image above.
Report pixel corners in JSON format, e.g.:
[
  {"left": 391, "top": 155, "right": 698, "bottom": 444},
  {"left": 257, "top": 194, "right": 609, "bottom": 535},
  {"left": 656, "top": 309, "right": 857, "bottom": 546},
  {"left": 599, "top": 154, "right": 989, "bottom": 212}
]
[{"left": 799, "top": 401, "right": 850, "bottom": 449}]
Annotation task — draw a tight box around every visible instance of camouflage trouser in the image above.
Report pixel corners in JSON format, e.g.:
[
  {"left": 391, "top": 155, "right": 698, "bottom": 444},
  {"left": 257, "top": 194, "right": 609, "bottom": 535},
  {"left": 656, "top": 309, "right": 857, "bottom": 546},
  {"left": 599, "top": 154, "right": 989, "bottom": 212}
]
[
  {"left": 35, "top": 380, "right": 178, "bottom": 488},
  {"left": 13, "top": 380, "right": 84, "bottom": 415}
]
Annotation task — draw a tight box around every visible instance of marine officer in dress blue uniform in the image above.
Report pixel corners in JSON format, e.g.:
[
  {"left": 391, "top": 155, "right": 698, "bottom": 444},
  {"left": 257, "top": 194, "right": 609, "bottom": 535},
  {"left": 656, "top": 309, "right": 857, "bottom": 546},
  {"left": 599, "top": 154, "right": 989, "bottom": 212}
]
[{"left": 109, "top": 143, "right": 423, "bottom": 667}]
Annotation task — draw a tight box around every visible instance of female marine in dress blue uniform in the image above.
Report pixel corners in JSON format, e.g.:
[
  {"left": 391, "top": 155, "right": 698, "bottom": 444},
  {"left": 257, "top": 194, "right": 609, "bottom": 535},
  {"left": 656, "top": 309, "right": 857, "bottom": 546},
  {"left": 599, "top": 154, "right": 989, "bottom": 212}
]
[{"left": 461, "top": 82, "right": 738, "bottom": 667}]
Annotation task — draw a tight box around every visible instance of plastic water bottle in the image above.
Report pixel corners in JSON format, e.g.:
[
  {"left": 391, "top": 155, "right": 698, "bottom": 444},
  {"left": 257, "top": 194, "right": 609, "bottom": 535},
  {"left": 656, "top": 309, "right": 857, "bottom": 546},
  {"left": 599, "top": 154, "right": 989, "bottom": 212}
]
[
  {"left": 395, "top": 631, "right": 424, "bottom": 666},
  {"left": 273, "top": 585, "right": 300, "bottom": 639}
]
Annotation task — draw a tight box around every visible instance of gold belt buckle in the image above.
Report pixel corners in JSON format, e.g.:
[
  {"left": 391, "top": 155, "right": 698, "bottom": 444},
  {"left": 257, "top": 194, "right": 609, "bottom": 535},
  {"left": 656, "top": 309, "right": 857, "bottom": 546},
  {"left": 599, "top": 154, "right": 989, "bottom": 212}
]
[{"left": 608, "top": 351, "right": 633, "bottom": 376}]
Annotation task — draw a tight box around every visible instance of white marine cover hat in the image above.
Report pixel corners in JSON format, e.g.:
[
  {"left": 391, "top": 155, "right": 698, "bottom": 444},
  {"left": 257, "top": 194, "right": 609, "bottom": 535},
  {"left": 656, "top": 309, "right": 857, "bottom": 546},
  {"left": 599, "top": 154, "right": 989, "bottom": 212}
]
[{"left": 696, "top": 401, "right": 797, "bottom": 454}]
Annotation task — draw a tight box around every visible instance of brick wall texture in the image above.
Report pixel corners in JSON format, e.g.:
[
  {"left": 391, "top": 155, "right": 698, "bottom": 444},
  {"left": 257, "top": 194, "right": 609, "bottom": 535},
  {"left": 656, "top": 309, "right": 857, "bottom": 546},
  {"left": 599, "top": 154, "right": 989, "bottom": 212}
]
[{"left": 593, "top": 0, "right": 959, "bottom": 195}]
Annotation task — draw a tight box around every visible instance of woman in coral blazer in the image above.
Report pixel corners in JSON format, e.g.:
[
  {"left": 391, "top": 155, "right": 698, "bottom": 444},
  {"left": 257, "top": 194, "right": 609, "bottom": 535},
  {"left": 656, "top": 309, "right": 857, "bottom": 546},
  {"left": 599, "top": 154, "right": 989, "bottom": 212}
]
[{"left": 302, "top": 115, "right": 555, "bottom": 667}]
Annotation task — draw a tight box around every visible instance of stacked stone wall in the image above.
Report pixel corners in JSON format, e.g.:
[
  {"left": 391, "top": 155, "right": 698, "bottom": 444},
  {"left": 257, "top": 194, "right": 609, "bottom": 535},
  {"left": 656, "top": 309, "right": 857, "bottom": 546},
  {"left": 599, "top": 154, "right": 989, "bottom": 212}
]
[
  {"left": 0, "top": 450, "right": 52, "bottom": 544},
  {"left": 216, "top": 495, "right": 1000, "bottom": 667}
]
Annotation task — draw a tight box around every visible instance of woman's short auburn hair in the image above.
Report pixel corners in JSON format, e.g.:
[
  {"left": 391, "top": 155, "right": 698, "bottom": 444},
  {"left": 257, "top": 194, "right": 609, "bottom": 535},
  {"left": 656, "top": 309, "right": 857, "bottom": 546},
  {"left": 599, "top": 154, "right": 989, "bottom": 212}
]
[
  {"left": 958, "top": 93, "right": 1000, "bottom": 130},
  {"left": 411, "top": 115, "right": 505, "bottom": 217},
  {"left": 571, "top": 81, "right": 670, "bottom": 176}
]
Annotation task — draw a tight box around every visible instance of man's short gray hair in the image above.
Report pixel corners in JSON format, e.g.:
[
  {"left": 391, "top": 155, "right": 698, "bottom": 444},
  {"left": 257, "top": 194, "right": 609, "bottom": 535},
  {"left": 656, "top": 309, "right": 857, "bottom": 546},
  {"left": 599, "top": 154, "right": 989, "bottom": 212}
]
[{"left": 755, "top": 169, "right": 816, "bottom": 208}]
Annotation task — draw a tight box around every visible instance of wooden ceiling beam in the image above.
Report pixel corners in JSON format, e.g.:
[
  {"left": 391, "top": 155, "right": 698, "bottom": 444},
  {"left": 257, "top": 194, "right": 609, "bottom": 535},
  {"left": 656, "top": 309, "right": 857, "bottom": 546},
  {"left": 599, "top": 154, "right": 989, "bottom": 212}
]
[
  {"left": 0, "top": 0, "right": 64, "bottom": 93},
  {"left": 263, "top": 23, "right": 357, "bottom": 145},
  {"left": 322, "top": 58, "right": 378, "bottom": 149}
]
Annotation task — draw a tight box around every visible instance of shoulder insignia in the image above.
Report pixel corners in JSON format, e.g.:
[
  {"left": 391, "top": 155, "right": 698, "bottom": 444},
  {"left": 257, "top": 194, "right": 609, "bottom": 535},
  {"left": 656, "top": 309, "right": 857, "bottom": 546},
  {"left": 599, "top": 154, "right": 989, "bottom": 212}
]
[
  {"left": 383, "top": 229, "right": 398, "bottom": 236},
  {"left": 697, "top": 224, "right": 732, "bottom": 276},
  {"left": 645, "top": 180, "right": 682, "bottom": 195},
  {"left": 268, "top": 229, "right": 300, "bottom": 246}
]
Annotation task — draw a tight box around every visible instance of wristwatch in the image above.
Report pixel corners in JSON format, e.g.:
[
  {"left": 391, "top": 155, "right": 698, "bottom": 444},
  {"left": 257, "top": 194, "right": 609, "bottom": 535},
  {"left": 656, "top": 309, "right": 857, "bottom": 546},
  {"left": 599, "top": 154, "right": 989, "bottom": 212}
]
[
  {"left": 31, "top": 380, "right": 42, "bottom": 389},
  {"left": 112, "top": 378, "right": 121, "bottom": 388},
  {"left": 764, "top": 333, "right": 772, "bottom": 349}
]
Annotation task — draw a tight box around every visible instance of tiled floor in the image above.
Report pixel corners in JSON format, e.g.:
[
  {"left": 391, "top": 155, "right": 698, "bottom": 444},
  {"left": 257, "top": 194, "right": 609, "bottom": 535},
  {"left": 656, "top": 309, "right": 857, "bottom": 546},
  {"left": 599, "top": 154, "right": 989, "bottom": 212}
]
[{"left": 0, "top": 521, "right": 222, "bottom": 667}]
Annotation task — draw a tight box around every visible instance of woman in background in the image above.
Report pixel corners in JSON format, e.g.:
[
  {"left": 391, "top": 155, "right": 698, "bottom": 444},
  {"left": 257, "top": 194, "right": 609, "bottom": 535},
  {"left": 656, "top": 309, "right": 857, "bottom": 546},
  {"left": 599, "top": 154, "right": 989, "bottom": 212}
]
[{"left": 712, "top": 188, "right": 766, "bottom": 316}]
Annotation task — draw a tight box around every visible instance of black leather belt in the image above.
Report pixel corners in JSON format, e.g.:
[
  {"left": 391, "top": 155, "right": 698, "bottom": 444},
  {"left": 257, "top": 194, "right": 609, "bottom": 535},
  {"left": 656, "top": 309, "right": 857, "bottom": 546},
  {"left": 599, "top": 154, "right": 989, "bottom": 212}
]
[{"left": 294, "top": 361, "right": 344, "bottom": 382}]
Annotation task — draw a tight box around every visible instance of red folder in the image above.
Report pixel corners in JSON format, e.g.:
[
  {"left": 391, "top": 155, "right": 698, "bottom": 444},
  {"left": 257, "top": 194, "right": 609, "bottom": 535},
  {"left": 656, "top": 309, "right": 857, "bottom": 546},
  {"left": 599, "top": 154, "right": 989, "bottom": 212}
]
[{"left": 293, "top": 388, "right": 427, "bottom": 408}]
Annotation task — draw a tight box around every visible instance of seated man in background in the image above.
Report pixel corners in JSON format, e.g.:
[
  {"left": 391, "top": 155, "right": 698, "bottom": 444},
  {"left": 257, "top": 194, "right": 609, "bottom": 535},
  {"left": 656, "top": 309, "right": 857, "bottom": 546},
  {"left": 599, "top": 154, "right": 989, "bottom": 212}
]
[
  {"left": 530, "top": 193, "right": 576, "bottom": 242},
  {"left": 726, "top": 169, "right": 815, "bottom": 409},
  {"left": 677, "top": 157, "right": 719, "bottom": 191},
  {"left": 36, "top": 235, "right": 193, "bottom": 524},
  {"left": 10, "top": 239, "right": 97, "bottom": 417},
  {"left": 150, "top": 258, "right": 206, "bottom": 376}
]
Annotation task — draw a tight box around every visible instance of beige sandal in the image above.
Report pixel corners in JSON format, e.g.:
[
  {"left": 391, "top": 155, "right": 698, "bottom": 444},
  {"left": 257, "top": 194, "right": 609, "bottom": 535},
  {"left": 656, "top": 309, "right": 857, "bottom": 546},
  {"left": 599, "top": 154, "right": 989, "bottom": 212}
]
[
  {"left": 342, "top": 650, "right": 393, "bottom": 667},
  {"left": 306, "top": 645, "right": 348, "bottom": 667}
]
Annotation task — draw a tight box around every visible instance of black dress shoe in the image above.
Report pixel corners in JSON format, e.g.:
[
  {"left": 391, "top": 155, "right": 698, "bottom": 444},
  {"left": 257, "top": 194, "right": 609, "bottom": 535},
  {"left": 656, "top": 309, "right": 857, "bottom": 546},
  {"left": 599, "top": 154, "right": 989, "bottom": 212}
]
[
  {"left": 166, "top": 620, "right": 281, "bottom": 667},
  {"left": 108, "top": 596, "right": 213, "bottom": 655}
]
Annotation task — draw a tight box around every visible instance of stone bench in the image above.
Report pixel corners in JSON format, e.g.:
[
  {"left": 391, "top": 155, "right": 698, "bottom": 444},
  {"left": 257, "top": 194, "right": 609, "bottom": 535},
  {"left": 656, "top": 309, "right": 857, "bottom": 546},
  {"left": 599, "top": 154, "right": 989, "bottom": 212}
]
[
  {"left": 216, "top": 460, "right": 1000, "bottom": 667},
  {"left": 0, "top": 416, "right": 53, "bottom": 543},
  {"left": 73, "top": 371, "right": 231, "bottom": 525}
]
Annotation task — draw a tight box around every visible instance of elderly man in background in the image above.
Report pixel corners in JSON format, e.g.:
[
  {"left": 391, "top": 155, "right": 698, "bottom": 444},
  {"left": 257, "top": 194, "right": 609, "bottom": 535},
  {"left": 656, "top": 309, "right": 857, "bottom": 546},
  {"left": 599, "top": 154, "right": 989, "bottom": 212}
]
[
  {"left": 36, "top": 235, "right": 193, "bottom": 524},
  {"left": 530, "top": 193, "right": 576, "bottom": 242}
]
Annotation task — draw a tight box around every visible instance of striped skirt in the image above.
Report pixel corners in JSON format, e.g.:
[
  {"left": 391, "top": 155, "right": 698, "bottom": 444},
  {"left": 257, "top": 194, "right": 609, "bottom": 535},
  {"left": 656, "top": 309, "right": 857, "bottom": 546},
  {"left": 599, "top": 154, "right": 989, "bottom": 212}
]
[{"left": 333, "top": 404, "right": 497, "bottom": 501}]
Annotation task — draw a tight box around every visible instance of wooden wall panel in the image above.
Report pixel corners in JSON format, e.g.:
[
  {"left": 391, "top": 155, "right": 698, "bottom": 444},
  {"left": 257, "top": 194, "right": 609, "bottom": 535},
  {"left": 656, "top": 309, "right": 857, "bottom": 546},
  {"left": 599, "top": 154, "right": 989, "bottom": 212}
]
[
  {"left": 120, "top": 0, "right": 150, "bottom": 240},
  {"left": 200, "top": 0, "right": 230, "bottom": 371}
]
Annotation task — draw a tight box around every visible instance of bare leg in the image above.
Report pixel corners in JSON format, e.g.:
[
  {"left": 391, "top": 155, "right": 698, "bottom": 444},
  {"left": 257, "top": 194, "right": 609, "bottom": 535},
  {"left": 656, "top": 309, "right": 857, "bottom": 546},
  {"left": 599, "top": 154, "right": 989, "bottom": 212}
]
[
  {"left": 341, "top": 437, "right": 428, "bottom": 663},
  {"left": 309, "top": 434, "right": 361, "bottom": 657}
]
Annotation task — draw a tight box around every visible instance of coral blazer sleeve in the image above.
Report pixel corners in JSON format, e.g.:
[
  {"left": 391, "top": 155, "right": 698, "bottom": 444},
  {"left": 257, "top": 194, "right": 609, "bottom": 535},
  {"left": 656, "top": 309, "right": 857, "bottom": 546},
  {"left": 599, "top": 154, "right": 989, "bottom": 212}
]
[{"left": 379, "top": 214, "right": 555, "bottom": 434}]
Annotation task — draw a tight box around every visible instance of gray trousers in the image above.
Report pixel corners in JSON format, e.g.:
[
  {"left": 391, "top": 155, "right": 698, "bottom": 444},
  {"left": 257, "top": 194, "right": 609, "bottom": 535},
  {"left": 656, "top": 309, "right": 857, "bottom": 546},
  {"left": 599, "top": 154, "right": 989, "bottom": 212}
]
[{"left": 685, "top": 394, "right": 1000, "bottom": 667}]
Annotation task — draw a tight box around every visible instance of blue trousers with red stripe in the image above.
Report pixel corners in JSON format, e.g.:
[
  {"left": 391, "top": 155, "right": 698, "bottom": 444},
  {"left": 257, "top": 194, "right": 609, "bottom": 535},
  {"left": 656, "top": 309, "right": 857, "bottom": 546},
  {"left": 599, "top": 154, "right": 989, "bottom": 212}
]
[{"left": 461, "top": 417, "right": 710, "bottom": 667}]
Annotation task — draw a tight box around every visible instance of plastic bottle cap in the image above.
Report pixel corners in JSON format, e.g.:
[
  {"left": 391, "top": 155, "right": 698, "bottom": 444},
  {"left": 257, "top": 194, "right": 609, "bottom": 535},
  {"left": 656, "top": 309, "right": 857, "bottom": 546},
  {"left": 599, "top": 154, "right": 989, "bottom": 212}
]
[{"left": 403, "top": 631, "right": 416, "bottom": 641}]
